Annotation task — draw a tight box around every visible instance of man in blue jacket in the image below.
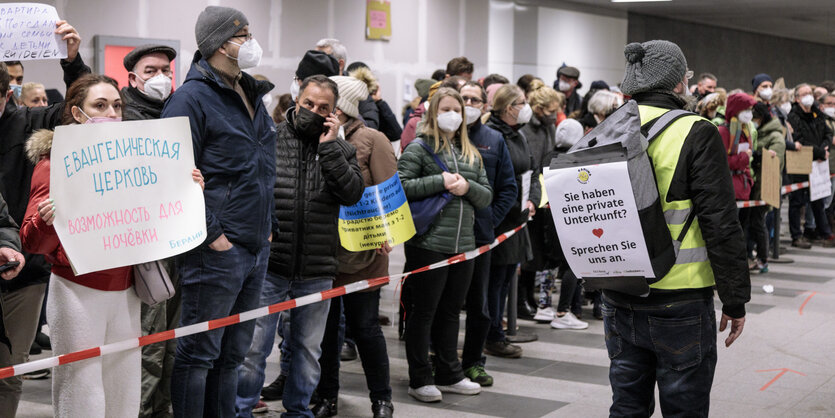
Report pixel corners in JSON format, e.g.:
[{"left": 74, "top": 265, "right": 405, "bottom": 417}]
[
  {"left": 458, "top": 81, "right": 517, "bottom": 386},
  {"left": 161, "top": 6, "right": 278, "bottom": 417}
]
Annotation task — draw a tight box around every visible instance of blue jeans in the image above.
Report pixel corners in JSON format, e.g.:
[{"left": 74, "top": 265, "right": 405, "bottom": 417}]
[
  {"left": 602, "top": 295, "right": 717, "bottom": 417},
  {"left": 171, "top": 244, "right": 269, "bottom": 418},
  {"left": 236, "top": 273, "right": 331, "bottom": 418}
]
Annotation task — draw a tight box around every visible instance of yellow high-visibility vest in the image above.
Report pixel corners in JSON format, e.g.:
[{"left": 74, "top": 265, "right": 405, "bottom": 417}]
[{"left": 641, "top": 105, "right": 715, "bottom": 290}]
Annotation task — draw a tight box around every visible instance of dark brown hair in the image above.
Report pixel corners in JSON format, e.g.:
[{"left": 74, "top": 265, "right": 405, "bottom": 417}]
[
  {"left": 299, "top": 74, "right": 339, "bottom": 106},
  {"left": 272, "top": 93, "right": 293, "bottom": 124},
  {"left": 445, "top": 56, "right": 474, "bottom": 77},
  {"left": 61, "top": 74, "right": 122, "bottom": 125},
  {"left": 0, "top": 62, "right": 9, "bottom": 95},
  {"left": 461, "top": 81, "right": 487, "bottom": 104}
]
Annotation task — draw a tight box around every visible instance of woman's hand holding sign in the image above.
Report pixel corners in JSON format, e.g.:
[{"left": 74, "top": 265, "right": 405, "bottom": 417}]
[{"left": 38, "top": 199, "right": 56, "bottom": 226}]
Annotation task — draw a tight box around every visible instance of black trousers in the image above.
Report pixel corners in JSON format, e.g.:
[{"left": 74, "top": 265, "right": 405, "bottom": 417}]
[
  {"left": 462, "top": 253, "right": 491, "bottom": 370},
  {"left": 403, "top": 245, "right": 474, "bottom": 388}
]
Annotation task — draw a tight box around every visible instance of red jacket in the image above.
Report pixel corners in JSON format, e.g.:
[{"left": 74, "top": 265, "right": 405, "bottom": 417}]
[
  {"left": 399, "top": 102, "right": 426, "bottom": 151},
  {"left": 21, "top": 157, "right": 132, "bottom": 291},
  {"left": 718, "top": 126, "right": 754, "bottom": 201}
]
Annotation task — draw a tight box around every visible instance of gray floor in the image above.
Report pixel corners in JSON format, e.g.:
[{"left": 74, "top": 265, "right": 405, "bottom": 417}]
[{"left": 15, "top": 236, "right": 835, "bottom": 417}]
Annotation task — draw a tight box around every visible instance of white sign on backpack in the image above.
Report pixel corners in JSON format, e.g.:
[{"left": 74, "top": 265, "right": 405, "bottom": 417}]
[{"left": 544, "top": 161, "right": 655, "bottom": 278}]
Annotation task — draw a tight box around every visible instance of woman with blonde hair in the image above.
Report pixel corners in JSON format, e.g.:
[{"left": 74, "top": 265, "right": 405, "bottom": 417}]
[
  {"left": 398, "top": 87, "right": 492, "bottom": 403},
  {"left": 484, "top": 84, "right": 541, "bottom": 358}
]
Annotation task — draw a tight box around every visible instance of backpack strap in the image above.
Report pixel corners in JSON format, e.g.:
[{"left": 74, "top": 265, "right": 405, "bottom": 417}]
[
  {"left": 642, "top": 108, "right": 699, "bottom": 249},
  {"left": 644, "top": 109, "right": 694, "bottom": 144},
  {"left": 413, "top": 138, "right": 450, "bottom": 172}
]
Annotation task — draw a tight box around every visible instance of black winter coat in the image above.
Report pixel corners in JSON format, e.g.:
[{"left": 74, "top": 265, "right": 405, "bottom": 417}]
[
  {"left": 486, "top": 114, "right": 541, "bottom": 265},
  {"left": 121, "top": 86, "right": 164, "bottom": 121},
  {"left": 788, "top": 103, "right": 833, "bottom": 163},
  {"left": 0, "top": 54, "right": 90, "bottom": 292},
  {"left": 270, "top": 108, "right": 364, "bottom": 280}
]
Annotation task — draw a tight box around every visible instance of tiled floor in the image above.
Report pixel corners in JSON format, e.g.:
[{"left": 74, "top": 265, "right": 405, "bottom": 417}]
[{"left": 14, "top": 235, "right": 835, "bottom": 417}]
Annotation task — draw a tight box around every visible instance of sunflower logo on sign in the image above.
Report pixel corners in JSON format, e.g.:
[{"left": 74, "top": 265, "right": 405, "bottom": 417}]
[{"left": 577, "top": 168, "right": 591, "bottom": 184}]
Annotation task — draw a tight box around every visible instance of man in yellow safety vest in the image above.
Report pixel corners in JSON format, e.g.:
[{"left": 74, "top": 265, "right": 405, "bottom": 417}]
[{"left": 602, "top": 40, "right": 751, "bottom": 417}]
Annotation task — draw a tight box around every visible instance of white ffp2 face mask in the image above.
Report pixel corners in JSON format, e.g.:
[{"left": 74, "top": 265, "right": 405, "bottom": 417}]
[
  {"left": 227, "top": 38, "right": 263, "bottom": 70},
  {"left": 262, "top": 94, "right": 274, "bottom": 109},
  {"left": 133, "top": 72, "right": 172, "bottom": 101},
  {"left": 801, "top": 94, "right": 815, "bottom": 108},
  {"left": 290, "top": 80, "right": 301, "bottom": 101},
  {"left": 558, "top": 80, "right": 571, "bottom": 92},
  {"left": 516, "top": 103, "right": 532, "bottom": 125},
  {"left": 464, "top": 106, "right": 482, "bottom": 125},
  {"left": 824, "top": 107, "right": 835, "bottom": 118},
  {"left": 437, "top": 110, "right": 463, "bottom": 133},
  {"left": 759, "top": 87, "right": 773, "bottom": 101},
  {"left": 737, "top": 109, "right": 754, "bottom": 124},
  {"left": 780, "top": 102, "right": 792, "bottom": 115}
]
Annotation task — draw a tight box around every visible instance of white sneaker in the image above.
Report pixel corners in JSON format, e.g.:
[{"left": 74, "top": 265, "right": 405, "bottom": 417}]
[
  {"left": 550, "top": 312, "right": 589, "bottom": 330},
  {"left": 408, "top": 385, "right": 443, "bottom": 402},
  {"left": 534, "top": 307, "right": 556, "bottom": 321},
  {"left": 437, "top": 378, "right": 482, "bottom": 395}
]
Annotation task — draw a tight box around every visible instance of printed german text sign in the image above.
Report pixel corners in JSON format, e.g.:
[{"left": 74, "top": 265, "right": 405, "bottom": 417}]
[
  {"left": 544, "top": 161, "right": 654, "bottom": 278},
  {"left": 50, "top": 117, "right": 206, "bottom": 275},
  {"left": 0, "top": 3, "right": 67, "bottom": 60}
]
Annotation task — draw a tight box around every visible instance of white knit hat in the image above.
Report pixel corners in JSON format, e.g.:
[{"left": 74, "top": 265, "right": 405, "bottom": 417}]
[
  {"left": 555, "top": 119, "right": 584, "bottom": 148},
  {"left": 330, "top": 75, "right": 368, "bottom": 119}
]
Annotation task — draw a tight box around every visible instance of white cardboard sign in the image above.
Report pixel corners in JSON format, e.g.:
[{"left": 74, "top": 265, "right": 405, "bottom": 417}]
[
  {"left": 50, "top": 117, "right": 206, "bottom": 275},
  {"left": 810, "top": 159, "right": 831, "bottom": 202},
  {"left": 544, "top": 161, "right": 655, "bottom": 278},
  {"left": 0, "top": 3, "right": 67, "bottom": 61}
]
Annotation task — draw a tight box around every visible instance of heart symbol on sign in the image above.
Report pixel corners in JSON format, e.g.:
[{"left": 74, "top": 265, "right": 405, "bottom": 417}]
[{"left": 592, "top": 228, "right": 604, "bottom": 238}]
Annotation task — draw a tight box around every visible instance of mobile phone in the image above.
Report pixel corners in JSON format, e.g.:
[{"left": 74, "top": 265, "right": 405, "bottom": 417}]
[{"left": 0, "top": 261, "right": 20, "bottom": 273}]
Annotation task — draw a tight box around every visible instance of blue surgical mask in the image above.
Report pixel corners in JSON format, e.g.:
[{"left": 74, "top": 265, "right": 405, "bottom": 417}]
[{"left": 9, "top": 84, "right": 21, "bottom": 99}]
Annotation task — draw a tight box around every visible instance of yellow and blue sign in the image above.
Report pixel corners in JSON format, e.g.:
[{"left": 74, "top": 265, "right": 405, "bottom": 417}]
[{"left": 338, "top": 173, "right": 416, "bottom": 252}]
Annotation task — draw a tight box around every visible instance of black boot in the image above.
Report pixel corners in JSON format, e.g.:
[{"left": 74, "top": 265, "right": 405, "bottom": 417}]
[
  {"left": 260, "top": 374, "right": 286, "bottom": 401},
  {"left": 372, "top": 400, "right": 394, "bottom": 418},
  {"left": 517, "top": 271, "right": 536, "bottom": 319},
  {"left": 311, "top": 397, "right": 338, "bottom": 418}
]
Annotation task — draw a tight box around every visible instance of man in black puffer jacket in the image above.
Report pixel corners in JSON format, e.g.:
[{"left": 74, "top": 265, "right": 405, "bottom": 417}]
[{"left": 236, "top": 75, "right": 363, "bottom": 417}]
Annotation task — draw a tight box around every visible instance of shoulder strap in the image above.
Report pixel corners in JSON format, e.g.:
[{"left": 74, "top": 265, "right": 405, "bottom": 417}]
[
  {"left": 413, "top": 138, "right": 449, "bottom": 172},
  {"left": 645, "top": 109, "right": 695, "bottom": 144}
]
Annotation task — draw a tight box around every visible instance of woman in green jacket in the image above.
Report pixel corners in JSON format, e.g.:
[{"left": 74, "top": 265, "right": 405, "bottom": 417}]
[
  {"left": 398, "top": 87, "right": 492, "bottom": 403},
  {"left": 750, "top": 102, "right": 786, "bottom": 273}
]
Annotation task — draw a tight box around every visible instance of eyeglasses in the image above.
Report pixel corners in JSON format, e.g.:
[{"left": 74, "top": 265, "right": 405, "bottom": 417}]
[
  {"left": 512, "top": 100, "right": 526, "bottom": 107},
  {"left": 230, "top": 33, "right": 253, "bottom": 41},
  {"left": 463, "top": 96, "right": 483, "bottom": 105}
]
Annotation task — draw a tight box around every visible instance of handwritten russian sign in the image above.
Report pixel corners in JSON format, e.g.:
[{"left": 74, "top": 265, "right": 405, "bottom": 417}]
[
  {"left": 50, "top": 117, "right": 205, "bottom": 275},
  {"left": 338, "top": 173, "right": 415, "bottom": 251},
  {"left": 544, "top": 161, "right": 654, "bottom": 278},
  {"left": 0, "top": 3, "right": 67, "bottom": 60}
]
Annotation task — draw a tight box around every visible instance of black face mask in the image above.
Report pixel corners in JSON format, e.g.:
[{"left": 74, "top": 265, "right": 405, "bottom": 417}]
[
  {"left": 294, "top": 106, "right": 326, "bottom": 141},
  {"left": 538, "top": 113, "right": 557, "bottom": 126}
]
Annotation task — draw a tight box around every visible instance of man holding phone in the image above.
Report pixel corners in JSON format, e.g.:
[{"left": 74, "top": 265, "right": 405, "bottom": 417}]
[
  {"left": 0, "top": 192, "right": 26, "bottom": 410},
  {"left": 236, "top": 74, "right": 364, "bottom": 416}
]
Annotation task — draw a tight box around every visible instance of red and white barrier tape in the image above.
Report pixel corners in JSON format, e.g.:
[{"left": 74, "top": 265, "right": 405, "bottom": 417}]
[
  {"left": 735, "top": 178, "right": 824, "bottom": 208},
  {"left": 0, "top": 225, "right": 525, "bottom": 380}
]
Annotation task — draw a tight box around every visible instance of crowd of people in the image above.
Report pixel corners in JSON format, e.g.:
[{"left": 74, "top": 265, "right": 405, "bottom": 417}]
[{"left": 7, "top": 4, "right": 835, "bottom": 418}]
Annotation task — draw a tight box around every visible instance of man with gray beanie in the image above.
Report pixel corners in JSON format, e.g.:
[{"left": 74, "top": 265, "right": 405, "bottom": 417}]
[
  {"left": 602, "top": 40, "right": 750, "bottom": 417},
  {"left": 162, "top": 6, "right": 278, "bottom": 417}
]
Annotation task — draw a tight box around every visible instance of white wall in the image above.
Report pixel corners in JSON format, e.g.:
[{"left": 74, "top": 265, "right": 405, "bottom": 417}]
[
  {"left": 18, "top": 0, "right": 491, "bottom": 122},
  {"left": 16, "top": 0, "right": 626, "bottom": 120}
]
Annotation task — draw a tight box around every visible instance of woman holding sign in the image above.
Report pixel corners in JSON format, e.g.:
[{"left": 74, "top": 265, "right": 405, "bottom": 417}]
[
  {"left": 20, "top": 74, "right": 202, "bottom": 417},
  {"left": 398, "top": 87, "right": 492, "bottom": 403}
]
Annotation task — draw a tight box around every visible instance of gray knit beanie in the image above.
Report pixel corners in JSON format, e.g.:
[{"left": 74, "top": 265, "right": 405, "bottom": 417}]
[
  {"left": 195, "top": 6, "right": 248, "bottom": 58},
  {"left": 621, "top": 40, "right": 687, "bottom": 96},
  {"left": 330, "top": 76, "right": 368, "bottom": 119}
]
